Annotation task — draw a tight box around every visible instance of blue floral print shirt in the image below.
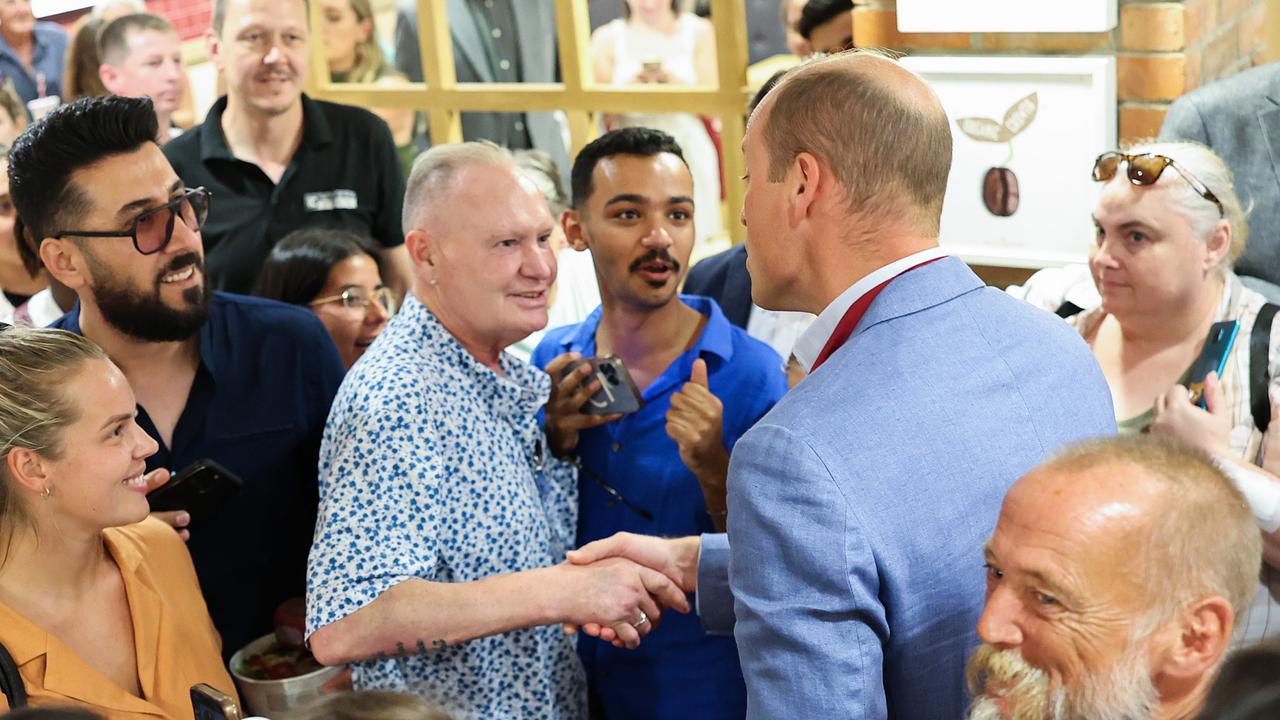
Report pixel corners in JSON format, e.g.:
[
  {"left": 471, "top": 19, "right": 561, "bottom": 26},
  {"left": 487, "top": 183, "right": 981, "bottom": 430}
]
[{"left": 306, "top": 294, "right": 585, "bottom": 720}]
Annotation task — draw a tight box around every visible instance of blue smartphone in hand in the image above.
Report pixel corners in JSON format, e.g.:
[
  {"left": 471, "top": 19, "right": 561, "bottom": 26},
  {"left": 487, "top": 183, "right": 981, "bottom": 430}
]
[{"left": 1187, "top": 320, "right": 1240, "bottom": 409}]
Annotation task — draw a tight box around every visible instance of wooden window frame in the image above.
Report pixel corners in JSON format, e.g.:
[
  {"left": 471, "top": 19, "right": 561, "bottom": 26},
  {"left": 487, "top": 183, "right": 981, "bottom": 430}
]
[{"left": 307, "top": 0, "right": 752, "bottom": 243}]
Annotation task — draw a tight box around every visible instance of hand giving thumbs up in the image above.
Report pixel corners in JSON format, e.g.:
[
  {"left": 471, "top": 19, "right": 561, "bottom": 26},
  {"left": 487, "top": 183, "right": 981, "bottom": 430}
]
[{"left": 666, "top": 358, "right": 730, "bottom": 529}]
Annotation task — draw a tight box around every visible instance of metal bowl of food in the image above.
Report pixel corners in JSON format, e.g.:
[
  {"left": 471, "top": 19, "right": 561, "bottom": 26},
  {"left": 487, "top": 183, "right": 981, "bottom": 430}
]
[{"left": 230, "top": 633, "right": 343, "bottom": 720}]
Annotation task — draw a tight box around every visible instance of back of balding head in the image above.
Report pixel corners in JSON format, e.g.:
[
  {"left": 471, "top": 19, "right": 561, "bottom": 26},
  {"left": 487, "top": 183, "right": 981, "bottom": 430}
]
[
  {"left": 756, "top": 50, "right": 952, "bottom": 233},
  {"left": 1038, "top": 436, "right": 1261, "bottom": 623},
  {"left": 402, "top": 140, "right": 516, "bottom": 232}
]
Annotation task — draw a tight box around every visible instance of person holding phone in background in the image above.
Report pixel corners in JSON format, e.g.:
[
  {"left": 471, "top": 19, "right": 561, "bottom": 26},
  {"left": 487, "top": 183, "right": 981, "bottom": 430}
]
[
  {"left": 590, "top": 0, "right": 722, "bottom": 248},
  {"left": 532, "top": 128, "right": 786, "bottom": 720},
  {"left": 0, "top": 327, "right": 237, "bottom": 716},
  {"left": 1070, "top": 141, "right": 1280, "bottom": 643},
  {"left": 10, "top": 95, "right": 346, "bottom": 661}
]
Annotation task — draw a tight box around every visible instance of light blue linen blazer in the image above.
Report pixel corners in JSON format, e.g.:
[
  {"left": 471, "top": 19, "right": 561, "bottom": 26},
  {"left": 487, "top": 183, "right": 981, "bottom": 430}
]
[{"left": 698, "top": 257, "right": 1116, "bottom": 719}]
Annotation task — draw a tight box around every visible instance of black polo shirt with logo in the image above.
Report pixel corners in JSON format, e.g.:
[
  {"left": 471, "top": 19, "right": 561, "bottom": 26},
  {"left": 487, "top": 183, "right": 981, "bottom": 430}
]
[{"left": 164, "top": 94, "right": 405, "bottom": 294}]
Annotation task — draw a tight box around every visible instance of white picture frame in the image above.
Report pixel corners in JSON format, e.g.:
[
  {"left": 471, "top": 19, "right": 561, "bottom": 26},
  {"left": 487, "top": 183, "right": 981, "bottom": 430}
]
[
  {"left": 899, "top": 55, "right": 1117, "bottom": 269},
  {"left": 896, "top": 0, "right": 1118, "bottom": 33},
  {"left": 32, "top": 0, "right": 93, "bottom": 18}
]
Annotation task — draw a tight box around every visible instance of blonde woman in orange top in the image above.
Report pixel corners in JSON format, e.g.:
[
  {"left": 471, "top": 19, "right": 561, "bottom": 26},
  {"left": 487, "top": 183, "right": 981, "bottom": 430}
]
[{"left": 0, "top": 327, "right": 237, "bottom": 718}]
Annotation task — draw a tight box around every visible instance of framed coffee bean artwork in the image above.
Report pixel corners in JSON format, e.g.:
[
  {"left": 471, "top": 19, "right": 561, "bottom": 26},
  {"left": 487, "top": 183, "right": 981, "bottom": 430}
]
[{"left": 900, "top": 56, "right": 1116, "bottom": 269}]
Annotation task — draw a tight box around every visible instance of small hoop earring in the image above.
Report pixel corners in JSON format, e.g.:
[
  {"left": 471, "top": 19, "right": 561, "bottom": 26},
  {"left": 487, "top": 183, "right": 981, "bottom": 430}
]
[{"left": 41, "top": 486, "right": 51, "bottom": 500}]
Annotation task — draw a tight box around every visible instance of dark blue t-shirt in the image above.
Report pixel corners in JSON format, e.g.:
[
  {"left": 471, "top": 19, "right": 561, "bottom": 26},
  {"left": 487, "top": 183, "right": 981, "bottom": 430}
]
[{"left": 52, "top": 292, "right": 345, "bottom": 658}]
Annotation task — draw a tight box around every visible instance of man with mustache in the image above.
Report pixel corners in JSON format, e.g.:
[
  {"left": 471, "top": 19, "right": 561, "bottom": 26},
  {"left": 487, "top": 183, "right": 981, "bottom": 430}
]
[
  {"left": 567, "top": 51, "right": 1116, "bottom": 720},
  {"left": 969, "top": 436, "right": 1261, "bottom": 720},
  {"left": 10, "top": 95, "right": 346, "bottom": 659},
  {"left": 532, "top": 127, "right": 787, "bottom": 720},
  {"left": 164, "top": 0, "right": 411, "bottom": 297}
]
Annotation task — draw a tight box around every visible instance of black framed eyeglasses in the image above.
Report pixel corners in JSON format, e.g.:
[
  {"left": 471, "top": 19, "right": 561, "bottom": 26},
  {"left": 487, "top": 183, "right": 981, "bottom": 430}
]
[
  {"left": 1091, "top": 152, "right": 1224, "bottom": 218},
  {"left": 51, "top": 187, "right": 212, "bottom": 255}
]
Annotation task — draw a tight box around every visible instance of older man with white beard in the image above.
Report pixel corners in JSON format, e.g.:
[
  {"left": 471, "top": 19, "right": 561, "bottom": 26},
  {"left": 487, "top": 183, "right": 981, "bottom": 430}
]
[{"left": 969, "top": 435, "right": 1262, "bottom": 720}]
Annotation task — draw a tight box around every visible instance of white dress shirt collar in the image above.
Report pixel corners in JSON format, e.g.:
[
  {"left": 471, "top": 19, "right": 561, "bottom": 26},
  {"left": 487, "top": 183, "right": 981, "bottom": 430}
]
[{"left": 792, "top": 247, "right": 949, "bottom": 372}]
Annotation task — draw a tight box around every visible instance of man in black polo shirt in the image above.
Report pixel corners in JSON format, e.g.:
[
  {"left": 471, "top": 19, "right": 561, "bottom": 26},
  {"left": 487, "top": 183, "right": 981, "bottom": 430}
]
[
  {"left": 164, "top": 0, "right": 409, "bottom": 296},
  {"left": 11, "top": 95, "right": 346, "bottom": 659}
]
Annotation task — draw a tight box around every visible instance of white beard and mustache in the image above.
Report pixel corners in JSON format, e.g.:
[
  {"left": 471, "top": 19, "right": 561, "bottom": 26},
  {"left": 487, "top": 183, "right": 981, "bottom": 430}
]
[{"left": 965, "top": 641, "right": 1161, "bottom": 720}]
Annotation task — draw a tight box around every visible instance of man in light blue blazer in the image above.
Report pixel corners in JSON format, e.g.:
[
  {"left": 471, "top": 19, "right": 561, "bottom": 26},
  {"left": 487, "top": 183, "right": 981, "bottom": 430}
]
[{"left": 570, "top": 51, "right": 1115, "bottom": 719}]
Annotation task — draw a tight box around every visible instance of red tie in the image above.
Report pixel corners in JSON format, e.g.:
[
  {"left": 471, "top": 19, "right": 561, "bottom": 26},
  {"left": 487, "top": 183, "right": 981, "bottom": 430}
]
[{"left": 810, "top": 257, "right": 945, "bottom": 372}]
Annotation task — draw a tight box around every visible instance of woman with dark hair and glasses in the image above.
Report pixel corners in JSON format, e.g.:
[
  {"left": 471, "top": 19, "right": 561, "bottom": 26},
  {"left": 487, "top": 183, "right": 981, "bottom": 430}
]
[{"left": 253, "top": 228, "right": 393, "bottom": 370}]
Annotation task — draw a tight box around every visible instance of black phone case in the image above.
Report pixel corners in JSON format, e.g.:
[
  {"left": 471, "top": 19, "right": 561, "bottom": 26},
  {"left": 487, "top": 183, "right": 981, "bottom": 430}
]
[{"left": 147, "top": 458, "right": 244, "bottom": 513}]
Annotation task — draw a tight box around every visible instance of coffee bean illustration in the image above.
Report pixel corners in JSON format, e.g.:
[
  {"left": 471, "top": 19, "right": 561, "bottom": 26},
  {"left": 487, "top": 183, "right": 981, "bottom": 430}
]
[
  {"left": 957, "top": 92, "right": 1038, "bottom": 219},
  {"left": 983, "top": 167, "right": 1020, "bottom": 217}
]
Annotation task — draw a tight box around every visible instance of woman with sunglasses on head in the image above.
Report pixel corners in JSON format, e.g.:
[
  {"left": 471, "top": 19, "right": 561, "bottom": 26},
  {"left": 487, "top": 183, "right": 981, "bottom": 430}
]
[
  {"left": 1077, "top": 142, "right": 1262, "bottom": 452},
  {"left": 0, "top": 326, "right": 238, "bottom": 716},
  {"left": 1071, "top": 142, "right": 1280, "bottom": 643},
  {"left": 254, "top": 228, "right": 394, "bottom": 370}
]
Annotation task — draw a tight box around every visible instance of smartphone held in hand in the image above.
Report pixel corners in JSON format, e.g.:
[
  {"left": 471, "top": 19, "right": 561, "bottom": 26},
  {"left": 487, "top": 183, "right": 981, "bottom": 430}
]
[
  {"left": 1187, "top": 320, "right": 1240, "bottom": 408},
  {"left": 562, "top": 356, "right": 644, "bottom": 415},
  {"left": 147, "top": 458, "right": 243, "bottom": 514},
  {"left": 191, "top": 683, "right": 243, "bottom": 720}
]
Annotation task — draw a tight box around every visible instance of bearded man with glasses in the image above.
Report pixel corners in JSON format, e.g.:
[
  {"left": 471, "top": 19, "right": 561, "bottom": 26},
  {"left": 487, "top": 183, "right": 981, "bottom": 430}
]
[{"left": 10, "top": 94, "right": 347, "bottom": 660}]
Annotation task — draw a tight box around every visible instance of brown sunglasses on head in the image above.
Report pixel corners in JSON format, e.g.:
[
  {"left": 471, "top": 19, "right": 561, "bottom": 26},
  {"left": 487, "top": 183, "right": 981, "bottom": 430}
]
[{"left": 1091, "top": 151, "right": 1224, "bottom": 218}]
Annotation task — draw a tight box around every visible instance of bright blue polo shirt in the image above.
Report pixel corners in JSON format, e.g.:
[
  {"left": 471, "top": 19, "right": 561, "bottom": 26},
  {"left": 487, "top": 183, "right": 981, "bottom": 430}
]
[
  {"left": 52, "top": 292, "right": 346, "bottom": 659},
  {"left": 532, "top": 294, "right": 787, "bottom": 720}
]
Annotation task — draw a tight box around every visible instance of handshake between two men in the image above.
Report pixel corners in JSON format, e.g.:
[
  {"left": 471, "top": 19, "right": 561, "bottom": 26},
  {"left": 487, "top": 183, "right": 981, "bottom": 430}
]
[
  {"left": 563, "top": 533, "right": 704, "bottom": 648},
  {"left": 305, "top": 352, "right": 725, "bottom": 664},
  {"left": 539, "top": 350, "right": 729, "bottom": 649}
]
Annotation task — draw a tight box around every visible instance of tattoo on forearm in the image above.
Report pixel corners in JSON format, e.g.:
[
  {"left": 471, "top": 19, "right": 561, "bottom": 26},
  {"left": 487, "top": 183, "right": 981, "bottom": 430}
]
[{"left": 372, "top": 639, "right": 449, "bottom": 661}]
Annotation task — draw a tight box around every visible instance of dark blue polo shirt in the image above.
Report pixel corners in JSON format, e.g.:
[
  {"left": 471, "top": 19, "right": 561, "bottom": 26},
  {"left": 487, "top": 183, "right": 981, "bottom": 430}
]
[{"left": 51, "top": 292, "right": 346, "bottom": 658}]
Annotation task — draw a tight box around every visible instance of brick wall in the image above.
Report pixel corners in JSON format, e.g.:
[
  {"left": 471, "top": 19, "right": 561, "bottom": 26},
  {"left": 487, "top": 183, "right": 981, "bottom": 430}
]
[
  {"left": 147, "top": 0, "right": 211, "bottom": 40},
  {"left": 852, "top": 0, "right": 1270, "bottom": 144},
  {"left": 48, "top": 0, "right": 210, "bottom": 39}
]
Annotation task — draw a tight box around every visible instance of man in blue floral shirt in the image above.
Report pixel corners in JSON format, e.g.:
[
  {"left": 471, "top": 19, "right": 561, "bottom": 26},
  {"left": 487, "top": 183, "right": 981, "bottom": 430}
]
[{"left": 305, "top": 141, "right": 689, "bottom": 720}]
